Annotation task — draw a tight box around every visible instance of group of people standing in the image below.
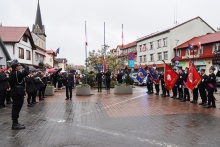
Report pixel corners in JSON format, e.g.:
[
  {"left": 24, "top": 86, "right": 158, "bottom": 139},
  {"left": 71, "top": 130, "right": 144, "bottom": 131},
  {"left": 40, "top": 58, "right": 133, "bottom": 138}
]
[{"left": 146, "top": 66, "right": 217, "bottom": 108}]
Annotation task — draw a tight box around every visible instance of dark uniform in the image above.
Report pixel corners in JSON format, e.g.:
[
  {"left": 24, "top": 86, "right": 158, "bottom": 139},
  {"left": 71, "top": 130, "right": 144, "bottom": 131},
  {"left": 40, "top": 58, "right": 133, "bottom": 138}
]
[
  {"left": 41, "top": 73, "right": 48, "bottom": 98},
  {"left": 65, "top": 72, "right": 74, "bottom": 100},
  {"left": 154, "top": 74, "right": 160, "bottom": 95},
  {"left": 117, "top": 72, "right": 123, "bottom": 84},
  {"left": 5, "top": 70, "right": 12, "bottom": 104},
  {"left": 205, "top": 68, "right": 216, "bottom": 108},
  {"left": 25, "top": 74, "right": 36, "bottom": 107},
  {"left": 160, "top": 73, "right": 169, "bottom": 97},
  {"left": 147, "top": 73, "right": 153, "bottom": 94},
  {"left": 176, "top": 72, "right": 183, "bottom": 99},
  {"left": 0, "top": 70, "right": 9, "bottom": 108},
  {"left": 9, "top": 60, "right": 29, "bottom": 129},
  {"left": 105, "top": 71, "right": 111, "bottom": 90},
  {"left": 96, "top": 72, "right": 103, "bottom": 92},
  {"left": 198, "top": 72, "right": 208, "bottom": 105},
  {"left": 182, "top": 72, "right": 190, "bottom": 102}
]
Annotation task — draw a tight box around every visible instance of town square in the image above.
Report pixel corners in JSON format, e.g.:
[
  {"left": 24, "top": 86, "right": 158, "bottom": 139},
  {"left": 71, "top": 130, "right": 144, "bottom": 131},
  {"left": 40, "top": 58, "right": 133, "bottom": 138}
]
[{"left": 1, "top": 0, "right": 220, "bottom": 147}]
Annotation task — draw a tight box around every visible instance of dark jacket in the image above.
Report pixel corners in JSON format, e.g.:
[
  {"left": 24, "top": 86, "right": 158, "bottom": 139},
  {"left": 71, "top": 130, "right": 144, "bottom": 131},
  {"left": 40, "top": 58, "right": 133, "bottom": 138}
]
[
  {"left": 96, "top": 72, "right": 103, "bottom": 83},
  {"left": 25, "top": 76, "right": 36, "bottom": 93},
  {"left": 117, "top": 73, "right": 123, "bottom": 83},
  {"left": 160, "top": 74, "right": 165, "bottom": 85},
  {"left": 176, "top": 73, "right": 184, "bottom": 87},
  {"left": 0, "top": 72, "right": 9, "bottom": 90},
  {"left": 198, "top": 74, "right": 208, "bottom": 89},
  {"left": 207, "top": 73, "right": 216, "bottom": 89},
  {"left": 105, "top": 72, "right": 111, "bottom": 81},
  {"left": 9, "top": 67, "right": 29, "bottom": 96},
  {"left": 65, "top": 73, "right": 74, "bottom": 87}
]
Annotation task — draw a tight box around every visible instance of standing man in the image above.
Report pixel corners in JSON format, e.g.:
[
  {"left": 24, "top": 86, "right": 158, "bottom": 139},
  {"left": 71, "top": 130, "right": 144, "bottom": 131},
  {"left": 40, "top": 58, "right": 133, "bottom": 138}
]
[
  {"left": 41, "top": 71, "right": 48, "bottom": 98},
  {"left": 9, "top": 60, "right": 29, "bottom": 130},
  {"left": 176, "top": 68, "right": 183, "bottom": 100},
  {"left": 204, "top": 66, "right": 216, "bottom": 108},
  {"left": 105, "top": 69, "right": 111, "bottom": 90},
  {"left": 25, "top": 70, "right": 36, "bottom": 107},
  {"left": 117, "top": 71, "right": 123, "bottom": 84},
  {"left": 153, "top": 70, "right": 160, "bottom": 95},
  {"left": 5, "top": 67, "right": 12, "bottom": 104},
  {"left": 181, "top": 67, "right": 190, "bottom": 102},
  {"left": 0, "top": 67, "right": 9, "bottom": 108},
  {"left": 147, "top": 71, "right": 153, "bottom": 94},
  {"left": 65, "top": 70, "right": 74, "bottom": 100},
  {"left": 96, "top": 70, "right": 103, "bottom": 92},
  {"left": 198, "top": 69, "right": 208, "bottom": 105}
]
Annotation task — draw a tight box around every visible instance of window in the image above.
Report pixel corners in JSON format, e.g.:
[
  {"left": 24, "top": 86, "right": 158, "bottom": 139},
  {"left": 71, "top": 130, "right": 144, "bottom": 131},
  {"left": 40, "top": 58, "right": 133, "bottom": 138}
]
[
  {"left": 19, "top": 48, "right": 24, "bottom": 59},
  {"left": 163, "top": 51, "right": 168, "bottom": 60},
  {"left": 157, "top": 40, "right": 161, "bottom": 48},
  {"left": 213, "top": 43, "right": 219, "bottom": 53},
  {"left": 150, "top": 42, "right": 154, "bottom": 50},
  {"left": 143, "top": 55, "right": 146, "bottom": 62},
  {"left": 139, "top": 56, "right": 142, "bottom": 63},
  {"left": 158, "top": 52, "right": 162, "bottom": 61},
  {"left": 142, "top": 44, "right": 147, "bottom": 51},
  {"left": 150, "top": 54, "right": 154, "bottom": 62},
  {"left": 35, "top": 53, "right": 38, "bottom": 61},
  {"left": 177, "top": 50, "right": 181, "bottom": 56},
  {"left": 22, "top": 35, "right": 28, "bottom": 42},
  {"left": 139, "top": 45, "right": 142, "bottom": 52},
  {"left": 163, "top": 38, "right": 167, "bottom": 47},
  {"left": 199, "top": 46, "right": 204, "bottom": 55},
  {"left": 26, "top": 50, "right": 31, "bottom": 60}
]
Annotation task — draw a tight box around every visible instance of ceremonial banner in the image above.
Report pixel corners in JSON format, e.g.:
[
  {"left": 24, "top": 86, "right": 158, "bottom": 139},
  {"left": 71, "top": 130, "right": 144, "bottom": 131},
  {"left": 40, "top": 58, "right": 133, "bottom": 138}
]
[
  {"left": 136, "top": 67, "right": 147, "bottom": 83},
  {"left": 185, "top": 60, "right": 201, "bottom": 91},
  {"left": 164, "top": 63, "right": 178, "bottom": 90}
]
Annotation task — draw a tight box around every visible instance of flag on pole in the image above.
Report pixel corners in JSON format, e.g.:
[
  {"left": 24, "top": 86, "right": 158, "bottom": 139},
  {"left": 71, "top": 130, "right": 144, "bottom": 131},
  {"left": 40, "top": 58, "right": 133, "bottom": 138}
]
[
  {"left": 56, "top": 48, "right": 60, "bottom": 54},
  {"left": 197, "top": 41, "right": 201, "bottom": 49},
  {"left": 188, "top": 43, "right": 192, "bottom": 51},
  {"left": 136, "top": 67, "right": 147, "bottom": 83},
  {"left": 122, "top": 24, "right": 124, "bottom": 48},
  {"left": 185, "top": 60, "right": 201, "bottom": 91},
  {"left": 149, "top": 67, "right": 160, "bottom": 84},
  {"left": 164, "top": 63, "right": 178, "bottom": 90}
]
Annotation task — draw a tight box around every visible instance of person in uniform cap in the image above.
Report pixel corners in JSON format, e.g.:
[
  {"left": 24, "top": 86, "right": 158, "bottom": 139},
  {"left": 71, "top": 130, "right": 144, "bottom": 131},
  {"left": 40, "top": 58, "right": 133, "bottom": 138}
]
[
  {"left": 9, "top": 60, "right": 29, "bottom": 130},
  {"left": 25, "top": 69, "right": 36, "bottom": 107},
  {"left": 198, "top": 69, "right": 208, "bottom": 105},
  {"left": 204, "top": 66, "right": 216, "bottom": 108},
  {"left": 96, "top": 70, "right": 103, "bottom": 92},
  {"left": 176, "top": 68, "right": 183, "bottom": 100},
  {"left": 65, "top": 69, "right": 74, "bottom": 100},
  {"left": 5, "top": 66, "right": 12, "bottom": 104}
]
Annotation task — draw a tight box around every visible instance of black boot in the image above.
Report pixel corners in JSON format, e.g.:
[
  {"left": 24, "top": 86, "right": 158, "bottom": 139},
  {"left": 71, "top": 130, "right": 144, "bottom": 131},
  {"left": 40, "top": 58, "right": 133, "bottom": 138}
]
[{"left": 12, "top": 120, "right": 25, "bottom": 130}]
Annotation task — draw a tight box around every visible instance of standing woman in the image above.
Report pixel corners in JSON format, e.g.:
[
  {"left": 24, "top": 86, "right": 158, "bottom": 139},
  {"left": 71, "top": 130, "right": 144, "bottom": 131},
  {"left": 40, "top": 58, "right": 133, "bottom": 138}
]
[{"left": 9, "top": 60, "right": 29, "bottom": 130}]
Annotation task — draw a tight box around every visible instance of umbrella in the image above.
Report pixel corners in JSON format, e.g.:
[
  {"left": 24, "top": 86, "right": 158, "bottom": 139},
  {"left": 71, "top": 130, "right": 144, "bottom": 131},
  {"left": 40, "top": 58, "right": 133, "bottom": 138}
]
[
  {"left": 46, "top": 68, "right": 57, "bottom": 73},
  {"left": 55, "top": 68, "right": 62, "bottom": 74}
]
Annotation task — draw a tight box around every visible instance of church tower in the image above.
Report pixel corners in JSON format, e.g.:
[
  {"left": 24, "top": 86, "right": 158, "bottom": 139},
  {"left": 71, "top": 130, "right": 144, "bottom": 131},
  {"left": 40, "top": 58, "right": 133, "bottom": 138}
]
[{"left": 32, "top": 0, "right": 46, "bottom": 41}]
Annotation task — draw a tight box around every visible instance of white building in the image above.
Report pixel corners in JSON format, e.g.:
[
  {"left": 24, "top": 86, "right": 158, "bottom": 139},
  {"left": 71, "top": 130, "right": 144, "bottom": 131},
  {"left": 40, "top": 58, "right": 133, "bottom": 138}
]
[
  {"left": 0, "top": 26, "right": 36, "bottom": 66},
  {"left": 45, "top": 50, "right": 57, "bottom": 68},
  {"left": 56, "top": 58, "right": 68, "bottom": 70},
  {"left": 0, "top": 37, "right": 11, "bottom": 68},
  {"left": 137, "top": 16, "right": 215, "bottom": 69}
]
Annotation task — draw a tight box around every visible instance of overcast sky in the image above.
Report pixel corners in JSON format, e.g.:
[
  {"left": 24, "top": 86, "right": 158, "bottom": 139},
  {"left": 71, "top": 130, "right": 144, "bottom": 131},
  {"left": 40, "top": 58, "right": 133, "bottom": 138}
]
[{"left": 1, "top": 0, "right": 220, "bottom": 65}]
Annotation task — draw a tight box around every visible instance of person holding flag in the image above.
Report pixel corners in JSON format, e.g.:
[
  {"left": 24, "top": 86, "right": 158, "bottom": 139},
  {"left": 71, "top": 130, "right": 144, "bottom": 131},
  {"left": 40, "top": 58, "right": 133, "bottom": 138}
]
[
  {"left": 176, "top": 68, "right": 184, "bottom": 100},
  {"left": 149, "top": 68, "right": 160, "bottom": 95},
  {"left": 181, "top": 67, "right": 190, "bottom": 102},
  {"left": 136, "top": 66, "right": 147, "bottom": 85},
  {"left": 146, "top": 70, "right": 153, "bottom": 94},
  {"left": 204, "top": 66, "right": 216, "bottom": 108},
  {"left": 198, "top": 69, "right": 208, "bottom": 105}
]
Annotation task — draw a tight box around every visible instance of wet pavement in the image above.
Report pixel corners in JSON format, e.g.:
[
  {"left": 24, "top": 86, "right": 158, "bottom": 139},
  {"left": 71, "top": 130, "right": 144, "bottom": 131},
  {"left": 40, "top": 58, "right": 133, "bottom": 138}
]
[{"left": 1, "top": 86, "right": 220, "bottom": 147}]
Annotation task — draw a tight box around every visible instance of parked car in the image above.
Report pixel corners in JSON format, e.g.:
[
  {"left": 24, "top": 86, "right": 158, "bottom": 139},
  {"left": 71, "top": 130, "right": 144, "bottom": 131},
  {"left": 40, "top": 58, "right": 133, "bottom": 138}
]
[{"left": 130, "top": 73, "right": 138, "bottom": 85}]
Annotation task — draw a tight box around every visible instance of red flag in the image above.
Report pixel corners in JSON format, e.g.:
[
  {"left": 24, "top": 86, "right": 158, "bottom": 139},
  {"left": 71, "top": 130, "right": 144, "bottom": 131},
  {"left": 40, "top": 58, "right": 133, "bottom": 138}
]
[
  {"left": 196, "top": 41, "right": 201, "bottom": 49},
  {"left": 164, "top": 63, "right": 178, "bottom": 90},
  {"left": 121, "top": 24, "right": 124, "bottom": 48},
  {"left": 103, "top": 59, "right": 107, "bottom": 73},
  {"left": 185, "top": 60, "right": 201, "bottom": 91}
]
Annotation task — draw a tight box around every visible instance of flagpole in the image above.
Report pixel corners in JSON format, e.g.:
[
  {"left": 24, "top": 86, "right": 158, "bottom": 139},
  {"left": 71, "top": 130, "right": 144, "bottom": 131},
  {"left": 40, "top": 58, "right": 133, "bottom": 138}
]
[{"left": 85, "top": 21, "right": 88, "bottom": 84}]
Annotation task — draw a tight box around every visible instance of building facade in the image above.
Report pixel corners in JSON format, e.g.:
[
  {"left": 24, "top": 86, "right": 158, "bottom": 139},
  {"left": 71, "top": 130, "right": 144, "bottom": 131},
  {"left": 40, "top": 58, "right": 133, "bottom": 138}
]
[
  {"left": 174, "top": 32, "right": 220, "bottom": 74},
  {"left": 56, "top": 58, "right": 68, "bottom": 70},
  {"left": 0, "top": 37, "right": 11, "bottom": 68},
  {"left": 137, "top": 17, "right": 215, "bottom": 70},
  {"left": 0, "top": 27, "right": 36, "bottom": 66}
]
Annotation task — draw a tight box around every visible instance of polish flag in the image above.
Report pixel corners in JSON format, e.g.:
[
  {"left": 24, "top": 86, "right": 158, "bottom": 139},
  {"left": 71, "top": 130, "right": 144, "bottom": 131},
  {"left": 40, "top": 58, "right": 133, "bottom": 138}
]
[{"left": 197, "top": 42, "right": 201, "bottom": 49}]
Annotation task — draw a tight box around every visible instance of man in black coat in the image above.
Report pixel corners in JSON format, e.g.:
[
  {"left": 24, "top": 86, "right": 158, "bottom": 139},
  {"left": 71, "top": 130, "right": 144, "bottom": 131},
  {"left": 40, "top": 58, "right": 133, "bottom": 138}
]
[
  {"left": 105, "top": 69, "right": 111, "bottom": 90},
  {"left": 5, "top": 67, "right": 12, "bottom": 104},
  {"left": 25, "top": 70, "right": 36, "bottom": 107},
  {"left": 117, "top": 71, "right": 123, "bottom": 84},
  {"left": 176, "top": 68, "right": 183, "bottom": 100},
  {"left": 181, "top": 67, "right": 190, "bottom": 102},
  {"left": 65, "top": 70, "right": 74, "bottom": 100},
  {"left": 9, "top": 60, "right": 29, "bottom": 130},
  {"left": 96, "top": 70, "right": 103, "bottom": 92},
  {"left": 198, "top": 69, "right": 208, "bottom": 105},
  {"left": 0, "top": 67, "right": 9, "bottom": 108},
  {"left": 38, "top": 70, "right": 48, "bottom": 99}
]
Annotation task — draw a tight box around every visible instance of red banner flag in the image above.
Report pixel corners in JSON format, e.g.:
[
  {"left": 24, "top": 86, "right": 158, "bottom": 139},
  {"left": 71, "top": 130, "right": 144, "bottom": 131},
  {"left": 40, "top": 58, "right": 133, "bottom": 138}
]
[
  {"left": 185, "top": 61, "right": 201, "bottom": 91},
  {"left": 164, "top": 63, "right": 178, "bottom": 90}
]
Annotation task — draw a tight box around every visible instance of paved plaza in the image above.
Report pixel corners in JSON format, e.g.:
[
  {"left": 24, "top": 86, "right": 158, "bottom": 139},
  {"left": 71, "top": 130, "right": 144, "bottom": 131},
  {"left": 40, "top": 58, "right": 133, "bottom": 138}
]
[{"left": 1, "top": 87, "right": 220, "bottom": 147}]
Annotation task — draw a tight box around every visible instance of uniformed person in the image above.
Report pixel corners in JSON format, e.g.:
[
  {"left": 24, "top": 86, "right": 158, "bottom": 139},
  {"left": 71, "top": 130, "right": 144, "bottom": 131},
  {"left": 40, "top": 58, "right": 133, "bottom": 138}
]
[
  {"left": 25, "top": 69, "right": 36, "bottom": 107},
  {"left": 96, "top": 70, "right": 103, "bottom": 92},
  {"left": 176, "top": 68, "right": 183, "bottom": 100},
  {"left": 65, "top": 69, "right": 74, "bottom": 100},
  {"left": 204, "top": 66, "right": 216, "bottom": 108},
  {"left": 9, "top": 60, "right": 29, "bottom": 130},
  {"left": 198, "top": 69, "right": 208, "bottom": 105},
  {"left": 171, "top": 69, "right": 178, "bottom": 98},
  {"left": 105, "top": 69, "right": 111, "bottom": 90},
  {"left": 181, "top": 67, "right": 190, "bottom": 102},
  {"left": 5, "top": 67, "right": 13, "bottom": 104},
  {"left": 0, "top": 67, "right": 9, "bottom": 108},
  {"left": 153, "top": 70, "right": 160, "bottom": 95}
]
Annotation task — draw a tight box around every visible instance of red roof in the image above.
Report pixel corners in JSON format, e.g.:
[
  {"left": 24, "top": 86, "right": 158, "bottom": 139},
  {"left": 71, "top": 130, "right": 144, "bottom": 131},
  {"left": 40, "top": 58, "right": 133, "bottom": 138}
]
[
  {"left": 121, "top": 41, "right": 137, "bottom": 50},
  {"left": 176, "top": 32, "right": 220, "bottom": 49},
  {"left": 137, "top": 16, "right": 215, "bottom": 42},
  {"left": 0, "top": 27, "right": 28, "bottom": 42}
]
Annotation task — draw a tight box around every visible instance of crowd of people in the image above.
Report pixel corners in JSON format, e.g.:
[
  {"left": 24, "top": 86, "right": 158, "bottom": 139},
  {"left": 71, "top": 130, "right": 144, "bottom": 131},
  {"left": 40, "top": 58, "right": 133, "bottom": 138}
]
[
  {"left": 146, "top": 66, "right": 218, "bottom": 109},
  {"left": 0, "top": 60, "right": 81, "bottom": 130}
]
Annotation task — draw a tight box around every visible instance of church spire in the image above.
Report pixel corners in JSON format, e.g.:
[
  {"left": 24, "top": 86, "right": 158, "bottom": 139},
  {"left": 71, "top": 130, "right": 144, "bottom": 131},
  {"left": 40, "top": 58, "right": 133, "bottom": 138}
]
[{"left": 32, "top": 0, "right": 46, "bottom": 37}]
